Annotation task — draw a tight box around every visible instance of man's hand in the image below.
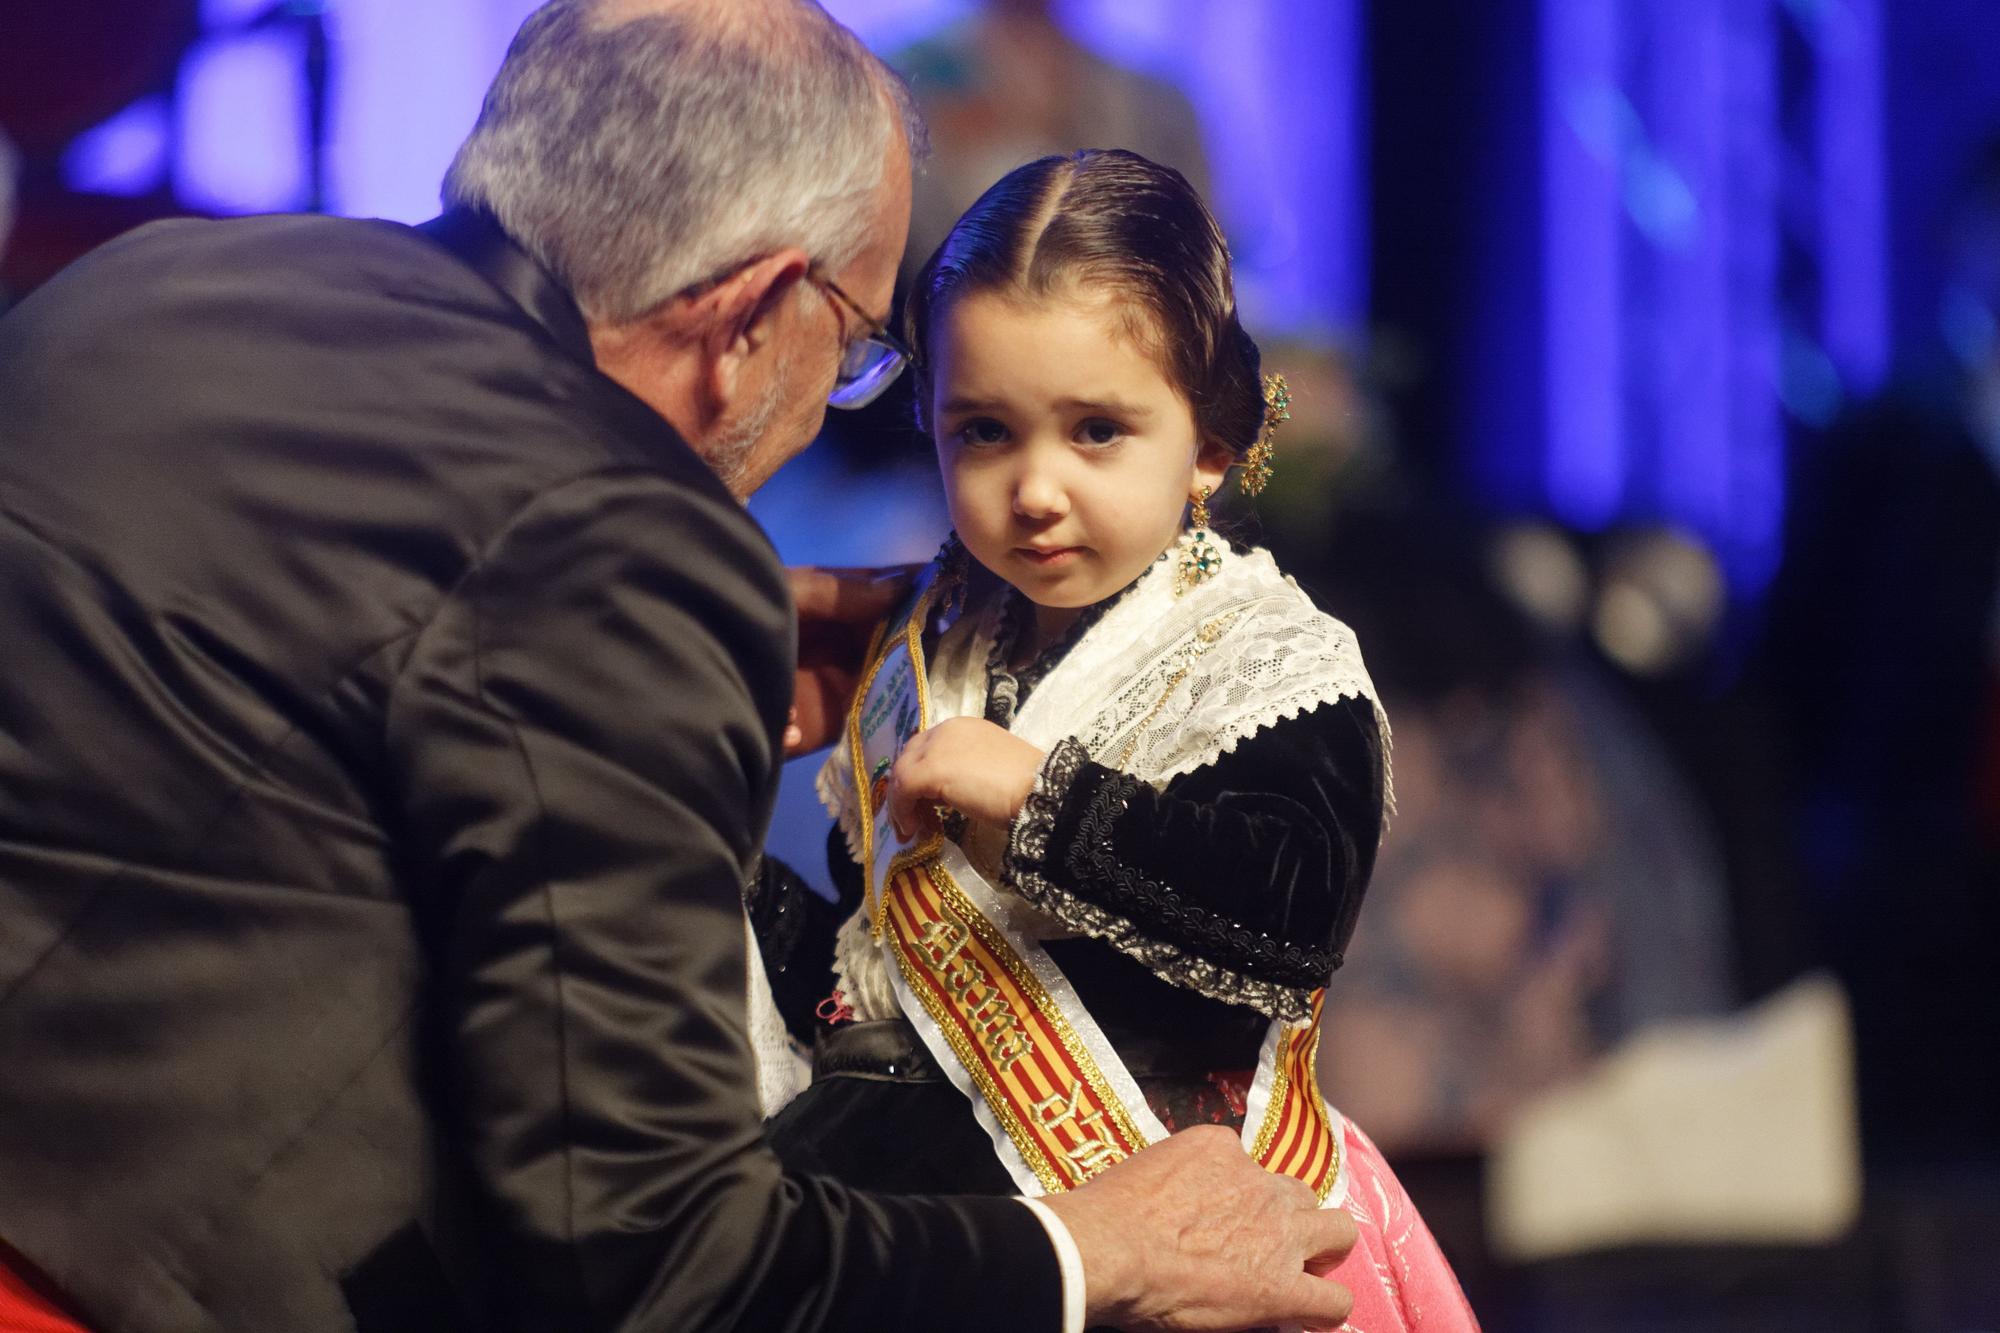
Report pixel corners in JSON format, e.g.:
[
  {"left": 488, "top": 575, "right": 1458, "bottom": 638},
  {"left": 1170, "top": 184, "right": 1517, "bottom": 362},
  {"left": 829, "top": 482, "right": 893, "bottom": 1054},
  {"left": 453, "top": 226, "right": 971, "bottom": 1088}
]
[
  {"left": 787, "top": 565, "right": 916, "bottom": 757},
  {"left": 1043, "top": 1125, "right": 1358, "bottom": 1332},
  {"left": 886, "top": 717, "right": 1045, "bottom": 840}
]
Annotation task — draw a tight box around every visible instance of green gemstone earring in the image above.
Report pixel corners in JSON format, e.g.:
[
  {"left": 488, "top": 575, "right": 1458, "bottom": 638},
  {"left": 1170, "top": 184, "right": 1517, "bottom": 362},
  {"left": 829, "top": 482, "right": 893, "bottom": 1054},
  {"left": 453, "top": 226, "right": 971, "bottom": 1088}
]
[{"left": 1176, "top": 485, "right": 1222, "bottom": 596}]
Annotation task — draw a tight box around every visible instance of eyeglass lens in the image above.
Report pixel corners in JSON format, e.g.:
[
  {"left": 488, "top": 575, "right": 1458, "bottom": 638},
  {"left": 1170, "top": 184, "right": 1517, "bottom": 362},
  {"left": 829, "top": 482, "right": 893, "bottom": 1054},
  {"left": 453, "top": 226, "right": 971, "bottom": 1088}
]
[{"left": 828, "top": 338, "right": 907, "bottom": 410}]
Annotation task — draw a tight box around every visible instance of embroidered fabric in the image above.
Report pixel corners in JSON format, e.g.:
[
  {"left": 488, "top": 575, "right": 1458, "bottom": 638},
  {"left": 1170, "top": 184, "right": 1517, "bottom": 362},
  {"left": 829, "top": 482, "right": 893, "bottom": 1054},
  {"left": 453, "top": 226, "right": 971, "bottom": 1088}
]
[
  {"left": 821, "top": 532, "right": 1389, "bottom": 1022},
  {"left": 1006, "top": 736, "right": 1090, "bottom": 866},
  {"left": 829, "top": 906, "right": 901, "bottom": 1022},
  {"left": 816, "top": 749, "right": 865, "bottom": 871},
  {"left": 1041, "top": 541, "right": 1391, "bottom": 797},
  {"left": 1003, "top": 743, "right": 1326, "bottom": 1022}
]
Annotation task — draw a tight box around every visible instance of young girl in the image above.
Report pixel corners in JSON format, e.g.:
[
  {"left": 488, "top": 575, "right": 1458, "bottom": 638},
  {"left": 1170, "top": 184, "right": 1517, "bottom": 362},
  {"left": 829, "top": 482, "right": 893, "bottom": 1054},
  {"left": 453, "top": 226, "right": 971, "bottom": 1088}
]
[{"left": 748, "top": 149, "right": 1476, "bottom": 1330}]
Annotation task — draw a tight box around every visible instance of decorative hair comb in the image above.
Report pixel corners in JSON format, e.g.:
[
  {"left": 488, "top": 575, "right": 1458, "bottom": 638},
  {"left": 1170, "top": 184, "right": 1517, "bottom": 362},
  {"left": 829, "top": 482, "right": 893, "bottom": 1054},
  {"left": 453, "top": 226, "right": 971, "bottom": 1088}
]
[{"left": 1240, "top": 372, "right": 1289, "bottom": 496}]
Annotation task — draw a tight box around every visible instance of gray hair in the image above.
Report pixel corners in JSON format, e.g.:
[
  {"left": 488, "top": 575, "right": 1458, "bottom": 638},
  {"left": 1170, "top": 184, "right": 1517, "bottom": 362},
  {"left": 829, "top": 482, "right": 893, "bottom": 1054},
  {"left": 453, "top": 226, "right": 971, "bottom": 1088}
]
[{"left": 443, "top": 0, "right": 920, "bottom": 324}]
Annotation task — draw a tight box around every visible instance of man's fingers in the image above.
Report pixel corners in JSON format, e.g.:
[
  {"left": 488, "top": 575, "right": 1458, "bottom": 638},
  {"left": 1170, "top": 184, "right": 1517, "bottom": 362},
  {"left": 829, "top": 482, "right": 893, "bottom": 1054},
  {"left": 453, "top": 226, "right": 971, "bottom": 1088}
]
[
  {"left": 1291, "top": 1273, "right": 1355, "bottom": 1331},
  {"left": 787, "top": 670, "right": 848, "bottom": 756},
  {"left": 789, "top": 564, "right": 919, "bottom": 622},
  {"left": 790, "top": 567, "right": 917, "bottom": 752},
  {"left": 1301, "top": 1203, "right": 1359, "bottom": 1270}
]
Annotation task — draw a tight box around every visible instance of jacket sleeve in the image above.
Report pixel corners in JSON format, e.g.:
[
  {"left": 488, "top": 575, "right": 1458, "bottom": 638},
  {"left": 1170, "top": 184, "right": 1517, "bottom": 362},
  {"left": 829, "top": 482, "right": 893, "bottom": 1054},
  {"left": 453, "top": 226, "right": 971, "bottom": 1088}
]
[
  {"left": 386, "top": 467, "right": 1060, "bottom": 1333},
  {"left": 1002, "top": 696, "right": 1384, "bottom": 1023}
]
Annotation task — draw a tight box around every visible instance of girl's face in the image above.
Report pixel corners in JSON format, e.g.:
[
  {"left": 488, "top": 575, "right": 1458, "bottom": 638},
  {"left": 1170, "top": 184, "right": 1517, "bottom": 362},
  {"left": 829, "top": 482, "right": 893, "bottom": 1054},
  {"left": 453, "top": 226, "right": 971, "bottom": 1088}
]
[{"left": 930, "top": 287, "right": 1231, "bottom": 634}]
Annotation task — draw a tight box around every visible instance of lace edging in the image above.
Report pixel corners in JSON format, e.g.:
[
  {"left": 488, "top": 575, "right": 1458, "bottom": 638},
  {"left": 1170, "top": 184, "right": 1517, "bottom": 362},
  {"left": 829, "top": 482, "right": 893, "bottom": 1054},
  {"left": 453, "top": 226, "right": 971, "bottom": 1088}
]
[
  {"left": 1005, "top": 735, "right": 1086, "bottom": 865},
  {"left": 816, "top": 753, "right": 868, "bottom": 866},
  {"left": 831, "top": 906, "right": 901, "bottom": 1022},
  {"left": 1169, "top": 694, "right": 1397, "bottom": 823},
  {"left": 1029, "top": 546, "right": 1393, "bottom": 827},
  {"left": 1003, "top": 738, "right": 1316, "bottom": 1024},
  {"left": 1008, "top": 862, "right": 1316, "bottom": 1025}
]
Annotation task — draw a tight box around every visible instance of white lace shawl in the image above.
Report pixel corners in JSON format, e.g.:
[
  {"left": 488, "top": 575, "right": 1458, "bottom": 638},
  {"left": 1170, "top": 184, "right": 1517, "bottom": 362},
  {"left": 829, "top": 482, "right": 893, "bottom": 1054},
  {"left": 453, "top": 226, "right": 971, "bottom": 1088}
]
[{"left": 817, "top": 535, "right": 1390, "bottom": 1024}]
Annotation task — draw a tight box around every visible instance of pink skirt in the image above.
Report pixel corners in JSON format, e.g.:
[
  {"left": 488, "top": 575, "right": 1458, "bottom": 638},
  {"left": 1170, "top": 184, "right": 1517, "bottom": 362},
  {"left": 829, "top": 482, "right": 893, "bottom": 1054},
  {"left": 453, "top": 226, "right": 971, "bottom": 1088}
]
[{"left": 1321, "top": 1116, "right": 1481, "bottom": 1331}]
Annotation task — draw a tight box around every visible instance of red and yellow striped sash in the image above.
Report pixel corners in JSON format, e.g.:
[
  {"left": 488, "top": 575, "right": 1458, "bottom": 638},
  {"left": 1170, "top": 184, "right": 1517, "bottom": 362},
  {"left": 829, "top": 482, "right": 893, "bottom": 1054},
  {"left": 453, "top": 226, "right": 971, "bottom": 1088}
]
[{"left": 877, "top": 847, "right": 1339, "bottom": 1200}]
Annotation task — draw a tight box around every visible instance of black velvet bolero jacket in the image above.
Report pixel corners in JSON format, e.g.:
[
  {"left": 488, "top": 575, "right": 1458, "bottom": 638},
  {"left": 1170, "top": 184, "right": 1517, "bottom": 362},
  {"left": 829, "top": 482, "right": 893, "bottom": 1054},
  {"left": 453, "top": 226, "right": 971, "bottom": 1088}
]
[{"left": 753, "top": 692, "right": 1386, "bottom": 1072}]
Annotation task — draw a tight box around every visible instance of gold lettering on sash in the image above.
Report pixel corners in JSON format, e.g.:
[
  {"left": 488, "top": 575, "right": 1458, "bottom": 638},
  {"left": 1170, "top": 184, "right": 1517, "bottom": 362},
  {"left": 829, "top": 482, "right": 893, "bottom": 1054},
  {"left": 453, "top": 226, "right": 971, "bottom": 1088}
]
[
  {"left": 970, "top": 991, "right": 1029, "bottom": 1064},
  {"left": 1031, "top": 1079, "right": 1120, "bottom": 1181},
  {"left": 1031, "top": 1081, "right": 1084, "bottom": 1130},
  {"left": 912, "top": 909, "right": 1030, "bottom": 1071},
  {"left": 943, "top": 954, "right": 982, "bottom": 1001},
  {"left": 1061, "top": 1136, "right": 1122, "bottom": 1181},
  {"left": 989, "top": 1028, "right": 1035, "bottom": 1069},
  {"left": 915, "top": 916, "right": 968, "bottom": 968}
]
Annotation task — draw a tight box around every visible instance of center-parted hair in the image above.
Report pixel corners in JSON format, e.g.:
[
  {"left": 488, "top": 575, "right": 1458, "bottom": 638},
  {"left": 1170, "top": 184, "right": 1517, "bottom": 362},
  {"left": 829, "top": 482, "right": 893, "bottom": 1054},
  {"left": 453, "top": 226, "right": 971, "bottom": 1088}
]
[{"left": 906, "top": 149, "right": 1266, "bottom": 459}]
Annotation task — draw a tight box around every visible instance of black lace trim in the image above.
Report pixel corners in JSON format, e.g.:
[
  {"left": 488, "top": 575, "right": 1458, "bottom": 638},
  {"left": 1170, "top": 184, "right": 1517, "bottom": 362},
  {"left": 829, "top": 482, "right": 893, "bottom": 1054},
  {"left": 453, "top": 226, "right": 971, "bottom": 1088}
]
[
  {"left": 1003, "top": 740, "right": 1323, "bottom": 1023},
  {"left": 1006, "top": 736, "right": 1089, "bottom": 865}
]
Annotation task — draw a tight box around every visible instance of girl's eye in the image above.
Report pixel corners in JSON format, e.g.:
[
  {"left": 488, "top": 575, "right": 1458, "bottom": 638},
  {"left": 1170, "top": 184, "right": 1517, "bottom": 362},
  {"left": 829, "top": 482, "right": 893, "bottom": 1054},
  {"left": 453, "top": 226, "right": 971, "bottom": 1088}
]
[
  {"left": 953, "top": 418, "right": 1009, "bottom": 447},
  {"left": 1077, "top": 419, "right": 1126, "bottom": 447}
]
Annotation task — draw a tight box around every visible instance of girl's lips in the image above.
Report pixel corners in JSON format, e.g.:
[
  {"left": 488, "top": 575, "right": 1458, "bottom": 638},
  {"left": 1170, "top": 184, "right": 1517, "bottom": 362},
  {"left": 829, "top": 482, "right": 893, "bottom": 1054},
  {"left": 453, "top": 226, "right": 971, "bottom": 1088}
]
[{"left": 1016, "top": 546, "right": 1082, "bottom": 566}]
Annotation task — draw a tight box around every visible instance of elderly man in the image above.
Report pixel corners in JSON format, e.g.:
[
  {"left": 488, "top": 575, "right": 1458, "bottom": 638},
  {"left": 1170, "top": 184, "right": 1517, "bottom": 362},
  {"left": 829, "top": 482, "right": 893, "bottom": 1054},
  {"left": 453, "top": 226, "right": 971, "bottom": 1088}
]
[{"left": 0, "top": 2, "right": 1356, "bottom": 1331}]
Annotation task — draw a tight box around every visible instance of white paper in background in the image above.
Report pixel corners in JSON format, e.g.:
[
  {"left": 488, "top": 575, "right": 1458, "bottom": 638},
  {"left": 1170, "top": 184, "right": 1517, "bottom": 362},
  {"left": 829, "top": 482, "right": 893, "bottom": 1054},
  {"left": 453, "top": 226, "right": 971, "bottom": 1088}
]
[{"left": 1487, "top": 972, "right": 1862, "bottom": 1262}]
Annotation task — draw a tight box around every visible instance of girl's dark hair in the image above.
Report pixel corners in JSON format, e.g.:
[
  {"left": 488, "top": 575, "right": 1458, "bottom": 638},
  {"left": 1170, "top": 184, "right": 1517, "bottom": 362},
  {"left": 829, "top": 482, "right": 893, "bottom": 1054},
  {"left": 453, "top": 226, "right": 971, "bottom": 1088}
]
[{"left": 905, "top": 149, "right": 1266, "bottom": 459}]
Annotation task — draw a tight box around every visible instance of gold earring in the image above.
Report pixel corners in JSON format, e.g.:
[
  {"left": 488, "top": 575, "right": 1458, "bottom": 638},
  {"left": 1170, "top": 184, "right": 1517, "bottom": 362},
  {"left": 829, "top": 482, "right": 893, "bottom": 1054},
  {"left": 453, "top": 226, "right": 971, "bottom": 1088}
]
[{"left": 1177, "top": 485, "right": 1221, "bottom": 595}]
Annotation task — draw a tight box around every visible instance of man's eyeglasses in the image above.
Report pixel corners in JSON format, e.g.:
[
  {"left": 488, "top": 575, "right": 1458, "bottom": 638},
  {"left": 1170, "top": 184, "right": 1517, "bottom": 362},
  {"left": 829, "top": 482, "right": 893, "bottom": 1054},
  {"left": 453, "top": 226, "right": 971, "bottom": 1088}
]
[{"left": 808, "top": 268, "right": 914, "bottom": 410}]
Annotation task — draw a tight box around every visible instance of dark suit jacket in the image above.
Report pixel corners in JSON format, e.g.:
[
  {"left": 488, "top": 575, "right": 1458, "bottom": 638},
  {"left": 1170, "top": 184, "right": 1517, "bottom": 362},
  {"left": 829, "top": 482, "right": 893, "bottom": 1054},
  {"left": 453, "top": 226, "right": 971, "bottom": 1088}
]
[{"left": 0, "top": 210, "right": 1058, "bottom": 1332}]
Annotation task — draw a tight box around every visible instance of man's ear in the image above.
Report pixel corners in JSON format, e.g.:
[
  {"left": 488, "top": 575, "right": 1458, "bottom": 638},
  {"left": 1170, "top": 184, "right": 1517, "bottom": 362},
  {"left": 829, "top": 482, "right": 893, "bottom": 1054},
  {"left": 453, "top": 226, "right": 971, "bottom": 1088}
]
[{"left": 701, "top": 248, "right": 814, "bottom": 409}]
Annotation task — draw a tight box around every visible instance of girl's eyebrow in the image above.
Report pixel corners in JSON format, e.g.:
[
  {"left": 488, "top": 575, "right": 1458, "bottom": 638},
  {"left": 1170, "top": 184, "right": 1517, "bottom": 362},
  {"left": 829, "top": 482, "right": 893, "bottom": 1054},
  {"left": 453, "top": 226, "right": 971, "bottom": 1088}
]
[
  {"left": 937, "top": 394, "right": 1156, "bottom": 419},
  {"left": 1057, "top": 395, "right": 1154, "bottom": 420},
  {"left": 939, "top": 395, "right": 1004, "bottom": 416}
]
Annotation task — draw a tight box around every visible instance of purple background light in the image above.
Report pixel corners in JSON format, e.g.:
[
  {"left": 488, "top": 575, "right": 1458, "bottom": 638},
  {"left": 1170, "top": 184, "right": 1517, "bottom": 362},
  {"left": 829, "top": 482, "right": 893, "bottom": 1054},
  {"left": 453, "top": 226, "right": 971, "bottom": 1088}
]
[{"left": 52, "top": 0, "right": 1915, "bottom": 602}]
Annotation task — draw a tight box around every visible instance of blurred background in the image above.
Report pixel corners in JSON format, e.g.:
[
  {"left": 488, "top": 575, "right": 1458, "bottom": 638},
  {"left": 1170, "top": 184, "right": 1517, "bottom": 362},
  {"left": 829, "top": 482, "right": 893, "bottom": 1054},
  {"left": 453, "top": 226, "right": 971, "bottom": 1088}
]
[{"left": 3, "top": 0, "right": 1996, "bottom": 1328}]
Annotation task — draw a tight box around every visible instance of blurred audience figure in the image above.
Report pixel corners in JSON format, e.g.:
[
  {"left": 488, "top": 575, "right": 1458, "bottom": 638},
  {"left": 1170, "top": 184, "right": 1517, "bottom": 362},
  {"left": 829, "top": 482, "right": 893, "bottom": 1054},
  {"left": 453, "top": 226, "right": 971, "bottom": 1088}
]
[
  {"left": 1234, "top": 346, "right": 1737, "bottom": 1159},
  {"left": 1759, "top": 136, "right": 2000, "bottom": 1164},
  {"left": 1311, "top": 517, "right": 1736, "bottom": 1156},
  {"left": 1228, "top": 349, "right": 1753, "bottom": 1323},
  {"left": 890, "top": 0, "right": 1210, "bottom": 278}
]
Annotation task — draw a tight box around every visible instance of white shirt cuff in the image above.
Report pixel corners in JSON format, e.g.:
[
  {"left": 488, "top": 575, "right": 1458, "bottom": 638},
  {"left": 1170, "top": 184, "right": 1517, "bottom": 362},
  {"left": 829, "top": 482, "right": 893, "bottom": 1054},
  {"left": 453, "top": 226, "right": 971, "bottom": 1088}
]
[{"left": 1014, "top": 1196, "right": 1087, "bottom": 1333}]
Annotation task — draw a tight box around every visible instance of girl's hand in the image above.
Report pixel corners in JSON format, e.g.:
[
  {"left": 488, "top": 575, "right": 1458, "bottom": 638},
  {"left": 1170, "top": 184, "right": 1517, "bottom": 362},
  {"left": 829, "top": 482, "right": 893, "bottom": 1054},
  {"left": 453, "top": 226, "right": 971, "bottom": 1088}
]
[{"left": 888, "top": 717, "right": 1046, "bottom": 841}]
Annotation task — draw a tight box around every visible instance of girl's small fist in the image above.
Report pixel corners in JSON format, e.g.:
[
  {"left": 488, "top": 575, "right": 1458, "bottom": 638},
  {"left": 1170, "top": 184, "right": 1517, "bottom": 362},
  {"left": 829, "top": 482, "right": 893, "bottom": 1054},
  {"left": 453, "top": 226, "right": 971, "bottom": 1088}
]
[{"left": 887, "top": 717, "right": 1046, "bottom": 841}]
